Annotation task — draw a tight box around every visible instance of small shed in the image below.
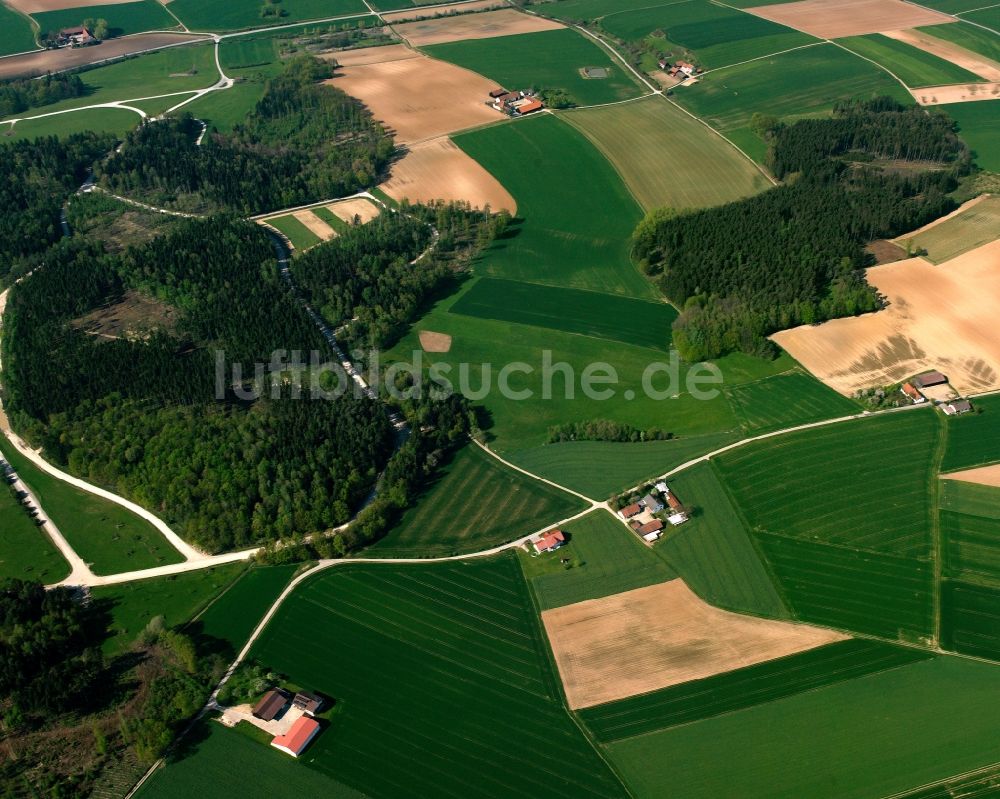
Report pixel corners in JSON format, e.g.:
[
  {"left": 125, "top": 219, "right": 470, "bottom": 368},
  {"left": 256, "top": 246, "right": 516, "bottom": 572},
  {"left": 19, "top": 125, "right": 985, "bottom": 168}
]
[{"left": 252, "top": 688, "right": 290, "bottom": 722}]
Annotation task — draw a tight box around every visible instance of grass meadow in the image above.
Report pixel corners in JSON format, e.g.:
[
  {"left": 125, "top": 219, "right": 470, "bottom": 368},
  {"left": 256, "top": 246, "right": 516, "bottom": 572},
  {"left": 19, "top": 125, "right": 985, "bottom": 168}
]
[
  {"left": 941, "top": 480, "right": 1000, "bottom": 583},
  {"left": 943, "top": 100, "right": 1000, "bottom": 173},
  {"left": 169, "top": 0, "right": 369, "bottom": 32},
  {"left": 0, "top": 3, "right": 37, "bottom": 57},
  {"left": 174, "top": 79, "right": 267, "bottom": 131},
  {"left": 5, "top": 107, "right": 142, "bottom": 140},
  {"left": 0, "top": 475, "right": 69, "bottom": 584},
  {"left": 604, "top": 657, "right": 1000, "bottom": 799},
  {"left": 919, "top": 22, "right": 1000, "bottom": 62},
  {"left": 369, "top": 443, "right": 586, "bottom": 557},
  {"left": 31, "top": 0, "right": 178, "bottom": 38},
  {"left": 902, "top": 195, "right": 1000, "bottom": 263},
  {"left": 837, "top": 34, "right": 983, "bottom": 87},
  {"left": 425, "top": 28, "right": 643, "bottom": 107},
  {"left": 654, "top": 461, "right": 788, "bottom": 617},
  {"left": 518, "top": 509, "right": 675, "bottom": 610},
  {"left": 561, "top": 96, "right": 771, "bottom": 211},
  {"left": 0, "top": 441, "right": 184, "bottom": 576},
  {"left": 450, "top": 276, "right": 677, "bottom": 350},
  {"left": 579, "top": 640, "right": 932, "bottom": 742},
  {"left": 265, "top": 214, "right": 323, "bottom": 251},
  {"left": 941, "top": 579, "right": 1000, "bottom": 660},
  {"left": 724, "top": 369, "right": 860, "bottom": 434},
  {"left": 249, "top": 557, "right": 629, "bottom": 799},
  {"left": 940, "top": 394, "right": 1000, "bottom": 472}
]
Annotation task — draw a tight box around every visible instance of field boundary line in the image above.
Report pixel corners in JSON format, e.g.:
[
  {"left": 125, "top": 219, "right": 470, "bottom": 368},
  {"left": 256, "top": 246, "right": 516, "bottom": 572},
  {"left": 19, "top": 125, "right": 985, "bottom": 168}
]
[
  {"left": 831, "top": 38, "right": 916, "bottom": 91},
  {"left": 472, "top": 438, "right": 602, "bottom": 503},
  {"left": 879, "top": 758, "right": 1000, "bottom": 799},
  {"left": 930, "top": 411, "right": 949, "bottom": 646},
  {"left": 695, "top": 40, "right": 827, "bottom": 78}
]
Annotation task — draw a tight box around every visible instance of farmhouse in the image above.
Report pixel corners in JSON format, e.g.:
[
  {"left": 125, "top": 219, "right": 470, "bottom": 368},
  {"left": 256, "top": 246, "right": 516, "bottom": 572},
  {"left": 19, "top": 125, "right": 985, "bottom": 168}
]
[
  {"left": 637, "top": 519, "right": 664, "bottom": 541},
  {"left": 901, "top": 382, "right": 926, "bottom": 403},
  {"left": 534, "top": 529, "right": 566, "bottom": 553},
  {"left": 488, "top": 90, "right": 544, "bottom": 116},
  {"left": 270, "top": 716, "right": 321, "bottom": 758},
  {"left": 619, "top": 502, "right": 642, "bottom": 520},
  {"left": 292, "top": 691, "right": 324, "bottom": 715},
  {"left": 58, "top": 27, "right": 95, "bottom": 47},
  {"left": 252, "top": 688, "right": 290, "bottom": 722},
  {"left": 943, "top": 399, "right": 973, "bottom": 416},
  {"left": 641, "top": 493, "right": 664, "bottom": 513}
]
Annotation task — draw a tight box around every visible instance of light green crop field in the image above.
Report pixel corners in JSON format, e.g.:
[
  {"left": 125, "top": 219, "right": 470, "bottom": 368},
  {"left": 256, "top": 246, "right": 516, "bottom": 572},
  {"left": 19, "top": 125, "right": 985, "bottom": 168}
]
[
  {"left": 600, "top": 0, "right": 817, "bottom": 69},
  {"left": 248, "top": 557, "right": 629, "bottom": 799},
  {"left": 561, "top": 96, "right": 771, "bottom": 212},
  {"left": 518, "top": 509, "right": 675, "bottom": 610},
  {"left": 310, "top": 204, "right": 348, "bottom": 232},
  {"left": 92, "top": 562, "right": 247, "bottom": 655},
  {"left": 654, "top": 461, "right": 788, "bottom": 617},
  {"left": 0, "top": 3, "right": 38, "bottom": 57},
  {"left": 0, "top": 442, "right": 184, "bottom": 576},
  {"left": 604, "top": 657, "right": 1000, "bottom": 799},
  {"left": 899, "top": 195, "right": 1000, "bottom": 263},
  {"left": 580, "top": 640, "right": 932, "bottom": 742},
  {"left": 941, "top": 579, "right": 1000, "bottom": 660},
  {"left": 507, "top": 431, "right": 739, "bottom": 499},
  {"left": 264, "top": 214, "right": 323, "bottom": 251},
  {"left": 450, "top": 277, "right": 677, "bottom": 350},
  {"left": 919, "top": 22, "right": 1000, "bottom": 62},
  {"left": 725, "top": 369, "right": 861, "bottom": 434},
  {"left": 169, "top": 0, "right": 369, "bottom": 32},
  {"left": 943, "top": 100, "right": 1000, "bottom": 173},
  {"left": 0, "top": 474, "right": 70, "bottom": 584},
  {"left": 717, "top": 410, "right": 939, "bottom": 556},
  {"left": 940, "top": 394, "right": 1000, "bottom": 472},
  {"left": 369, "top": 443, "right": 586, "bottom": 557},
  {"left": 534, "top": 0, "right": 684, "bottom": 21},
  {"left": 895, "top": 763, "right": 1000, "bottom": 799},
  {"left": 453, "top": 114, "right": 651, "bottom": 297},
  {"left": 4, "top": 107, "right": 141, "bottom": 140},
  {"left": 174, "top": 80, "right": 266, "bottom": 132},
  {"left": 425, "top": 28, "right": 643, "bottom": 107},
  {"left": 31, "top": 0, "right": 178, "bottom": 38},
  {"left": 837, "top": 34, "right": 983, "bottom": 87},
  {"left": 940, "top": 479, "right": 1000, "bottom": 583}
]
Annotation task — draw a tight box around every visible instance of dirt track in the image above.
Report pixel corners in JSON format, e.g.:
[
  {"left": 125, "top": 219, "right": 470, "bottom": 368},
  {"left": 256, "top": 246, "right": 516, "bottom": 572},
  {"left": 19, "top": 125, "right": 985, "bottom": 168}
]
[
  {"left": 883, "top": 28, "right": 1000, "bottom": 81},
  {"left": 746, "top": 0, "right": 955, "bottom": 38},
  {"left": 391, "top": 8, "right": 564, "bottom": 46}
]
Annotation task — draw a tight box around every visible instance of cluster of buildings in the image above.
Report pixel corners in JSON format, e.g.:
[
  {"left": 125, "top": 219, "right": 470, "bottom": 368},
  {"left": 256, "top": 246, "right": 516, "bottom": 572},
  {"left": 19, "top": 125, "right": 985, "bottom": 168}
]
[
  {"left": 487, "top": 87, "right": 544, "bottom": 117},
  {"left": 901, "top": 371, "right": 973, "bottom": 415},
  {"left": 252, "top": 688, "right": 325, "bottom": 758},
  {"left": 619, "top": 481, "right": 688, "bottom": 542},
  {"left": 657, "top": 58, "right": 701, "bottom": 80},
  {"left": 55, "top": 26, "right": 97, "bottom": 48}
]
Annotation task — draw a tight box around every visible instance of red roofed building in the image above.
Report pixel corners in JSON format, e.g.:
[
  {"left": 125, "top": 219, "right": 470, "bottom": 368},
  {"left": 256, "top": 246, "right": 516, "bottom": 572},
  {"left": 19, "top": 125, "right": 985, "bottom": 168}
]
[
  {"left": 516, "top": 100, "right": 544, "bottom": 115},
  {"left": 666, "top": 492, "right": 684, "bottom": 512},
  {"left": 638, "top": 519, "right": 664, "bottom": 536},
  {"left": 619, "top": 503, "right": 642, "bottom": 520},
  {"left": 901, "top": 382, "right": 925, "bottom": 403},
  {"left": 271, "top": 716, "right": 320, "bottom": 758},
  {"left": 534, "top": 529, "right": 565, "bottom": 553}
]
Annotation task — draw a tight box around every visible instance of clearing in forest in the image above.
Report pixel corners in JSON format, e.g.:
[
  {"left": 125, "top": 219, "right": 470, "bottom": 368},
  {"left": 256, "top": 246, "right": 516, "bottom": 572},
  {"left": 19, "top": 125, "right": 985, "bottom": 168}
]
[
  {"left": 541, "top": 580, "right": 846, "bottom": 709},
  {"left": 745, "top": 0, "right": 955, "bottom": 39},
  {"left": 391, "top": 8, "right": 564, "bottom": 46}
]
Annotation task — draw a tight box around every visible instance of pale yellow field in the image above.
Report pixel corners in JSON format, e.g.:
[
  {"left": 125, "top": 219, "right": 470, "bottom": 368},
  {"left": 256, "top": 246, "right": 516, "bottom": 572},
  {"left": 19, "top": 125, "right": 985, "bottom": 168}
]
[
  {"left": 772, "top": 240, "right": 1000, "bottom": 396},
  {"left": 942, "top": 463, "right": 1000, "bottom": 486},
  {"left": 293, "top": 209, "right": 336, "bottom": 241},
  {"left": 882, "top": 29, "right": 1000, "bottom": 81},
  {"left": 327, "top": 197, "right": 381, "bottom": 225},
  {"left": 381, "top": 0, "right": 505, "bottom": 24},
  {"left": 418, "top": 330, "right": 453, "bottom": 353},
  {"left": 911, "top": 82, "right": 1000, "bottom": 105},
  {"left": 746, "top": 0, "right": 955, "bottom": 38},
  {"left": 6, "top": 0, "right": 139, "bottom": 11},
  {"left": 541, "top": 580, "right": 847, "bottom": 709},
  {"left": 391, "top": 8, "right": 564, "bottom": 47},
  {"left": 327, "top": 43, "right": 420, "bottom": 68}
]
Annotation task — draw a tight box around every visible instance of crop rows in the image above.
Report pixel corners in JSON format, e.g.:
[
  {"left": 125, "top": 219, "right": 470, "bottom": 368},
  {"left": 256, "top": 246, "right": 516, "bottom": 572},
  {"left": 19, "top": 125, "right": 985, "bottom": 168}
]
[
  {"left": 941, "top": 579, "right": 1000, "bottom": 661},
  {"left": 724, "top": 371, "right": 859, "bottom": 434}
]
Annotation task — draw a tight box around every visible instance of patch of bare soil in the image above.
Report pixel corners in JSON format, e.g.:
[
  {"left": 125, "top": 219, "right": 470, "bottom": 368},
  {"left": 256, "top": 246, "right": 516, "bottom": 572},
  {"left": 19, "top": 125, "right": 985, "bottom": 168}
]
[
  {"left": 541, "top": 580, "right": 847, "bottom": 709},
  {"left": 293, "top": 209, "right": 336, "bottom": 241},
  {"left": 942, "top": 463, "right": 1000, "bottom": 486},
  {"left": 772, "top": 240, "right": 1000, "bottom": 396},
  {"left": 883, "top": 28, "right": 1000, "bottom": 81},
  {"left": 745, "top": 0, "right": 955, "bottom": 39},
  {"left": 391, "top": 8, "right": 564, "bottom": 46},
  {"left": 325, "top": 43, "right": 420, "bottom": 68},
  {"left": 418, "top": 330, "right": 453, "bottom": 352},
  {"left": 327, "top": 197, "right": 380, "bottom": 224},
  {"left": 70, "top": 289, "right": 179, "bottom": 341},
  {"left": 911, "top": 82, "right": 1000, "bottom": 105},
  {"left": 866, "top": 239, "right": 908, "bottom": 264}
]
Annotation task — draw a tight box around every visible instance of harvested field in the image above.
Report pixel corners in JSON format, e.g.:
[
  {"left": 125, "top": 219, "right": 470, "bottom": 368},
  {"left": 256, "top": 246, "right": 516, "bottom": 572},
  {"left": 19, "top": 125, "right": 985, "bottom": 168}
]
[
  {"left": 326, "top": 196, "right": 380, "bottom": 224},
  {"left": 0, "top": 32, "right": 210, "bottom": 80},
  {"left": 892, "top": 194, "right": 1000, "bottom": 263},
  {"left": 328, "top": 50, "right": 499, "bottom": 144},
  {"left": 292, "top": 209, "right": 336, "bottom": 241},
  {"left": 418, "top": 329, "right": 452, "bottom": 352},
  {"left": 381, "top": 1, "right": 504, "bottom": 23},
  {"left": 541, "top": 580, "right": 847, "bottom": 709},
  {"left": 6, "top": 0, "right": 137, "bottom": 11},
  {"left": 380, "top": 137, "right": 516, "bottom": 211},
  {"left": 943, "top": 463, "right": 1000, "bottom": 487},
  {"left": 327, "top": 43, "right": 419, "bottom": 67},
  {"left": 912, "top": 81, "right": 1000, "bottom": 104},
  {"left": 772, "top": 241, "right": 1000, "bottom": 396},
  {"left": 391, "top": 8, "right": 564, "bottom": 46},
  {"left": 745, "top": 0, "right": 956, "bottom": 39},
  {"left": 882, "top": 28, "right": 1000, "bottom": 80}
]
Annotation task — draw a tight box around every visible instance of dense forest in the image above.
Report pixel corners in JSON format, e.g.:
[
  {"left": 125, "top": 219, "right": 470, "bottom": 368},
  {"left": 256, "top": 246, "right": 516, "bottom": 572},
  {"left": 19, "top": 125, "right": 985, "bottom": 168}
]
[
  {"left": 633, "top": 98, "right": 968, "bottom": 360},
  {"left": 0, "top": 72, "right": 86, "bottom": 117},
  {"left": 97, "top": 57, "right": 393, "bottom": 214}
]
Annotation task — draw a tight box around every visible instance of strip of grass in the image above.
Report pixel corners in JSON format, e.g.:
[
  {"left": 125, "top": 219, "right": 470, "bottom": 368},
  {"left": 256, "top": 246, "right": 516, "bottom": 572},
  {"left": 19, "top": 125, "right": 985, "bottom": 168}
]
[
  {"left": 654, "top": 461, "right": 788, "bottom": 617},
  {"left": 943, "top": 99, "right": 1000, "bottom": 173},
  {"left": 264, "top": 214, "right": 323, "bottom": 251},
  {"left": 920, "top": 21, "right": 1000, "bottom": 62},
  {"left": 450, "top": 276, "right": 676, "bottom": 350},
  {"left": 0, "top": 465, "right": 70, "bottom": 584},
  {"left": 1, "top": 441, "right": 184, "bottom": 576},
  {"left": 169, "top": 0, "right": 369, "bottom": 32},
  {"left": 31, "top": 0, "right": 178, "bottom": 38},
  {"left": 249, "top": 557, "right": 629, "bottom": 799},
  {"left": 941, "top": 578, "right": 1000, "bottom": 659},
  {"left": 370, "top": 443, "right": 586, "bottom": 557},
  {"left": 604, "top": 657, "right": 1000, "bottom": 799},
  {"left": 580, "top": 640, "right": 933, "bottom": 742},
  {"left": 0, "top": 3, "right": 38, "bottom": 57},
  {"left": 518, "top": 509, "right": 675, "bottom": 610},
  {"left": 5, "top": 107, "right": 141, "bottom": 140},
  {"left": 561, "top": 96, "right": 770, "bottom": 212},
  {"left": 725, "top": 370, "right": 860, "bottom": 434},
  {"left": 425, "top": 28, "right": 643, "bottom": 107},
  {"left": 838, "top": 34, "right": 983, "bottom": 87},
  {"left": 940, "top": 394, "right": 1000, "bottom": 472},
  {"left": 311, "top": 204, "right": 349, "bottom": 232},
  {"left": 453, "top": 114, "right": 649, "bottom": 297},
  {"left": 901, "top": 194, "right": 1000, "bottom": 263}
]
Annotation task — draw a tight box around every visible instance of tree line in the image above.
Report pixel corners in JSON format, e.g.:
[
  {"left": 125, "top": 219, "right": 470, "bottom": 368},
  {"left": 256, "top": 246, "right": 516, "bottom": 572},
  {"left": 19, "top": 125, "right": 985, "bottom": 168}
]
[{"left": 0, "top": 72, "right": 86, "bottom": 118}]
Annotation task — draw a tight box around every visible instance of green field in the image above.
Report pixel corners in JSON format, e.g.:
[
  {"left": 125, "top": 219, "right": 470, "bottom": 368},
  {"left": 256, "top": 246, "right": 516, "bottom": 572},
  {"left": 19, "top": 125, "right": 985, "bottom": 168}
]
[
  {"left": 264, "top": 214, "right": 323, "bottom": 251},
  {"left": 450, "top": 277, "right": 676, "bottom": 350},
  {"left": 507, "top": 431, "right": 739, "bottom": 499},
  {"left": 92, "top": 563, "right": 247, "bottom": 655},
  {"left": 173, "top": 80, "right": 265, "bottom": 132},
  {"left": 370, "top": 443, "right": 586, "bottom": 557},
  {"left": 0, "top": 472, "right": 70, "bottom": 584},
  {"left": 940, "top": 394, "right": 1000, "bottom": 472},
  {"left": 916, "top": 0, "right": 999, "bottom": 12},
  {"left": 0, "top": 3, "right": 38, "bottom": 57},
  {"left": 600, "top": 0, "right": 817, "bottom": 69},
  {"left": 169, "top": 0, "right": 369, "bottom": 32},
  {"left": 654, "top": 461, "right": 788, "bottom": 617},
  {"left": 941, "top": 579, "right": 1000, "bottom": 660},
  {"left": 562, "top": 96, "right": 771, "bottom": 212},
  {"left": 518, "top": 509, "right": 674, "bottom": 609},
  {"left": 920, "top": 21, "right": 1000, "bottom": 62},
  {"left": 838, "top": 34, "right": 983, "bottom": 87},
  {"left": 31, "top": 0, "right": 178, "bottom": 38},
  {"left": 943, "top": 100, "right": 1000, "bottom": 172},
  {"left": 899, "top": 194, "right": 1000, "bottom": 263},
  {"left": 604, "top": 656, "right": 1000, "bottom": 799},
  {"left": 0, "top": 441, "right": 184, "bottom": 576},
  {"left": 896, "top": 763, "right": 1000, "bottom": 799},
  {"left": 453, "top": 112, "right": 650, "bottom": 297},
  {"left": 962, "top": 8, "right": 1000, "bottom": 30},
  {"left": 425, "top": 28, "right": 643, "bottom": 107},
  {"left": 940, "top": 479, "right": 1000, "bottom": 583},
  {"left": 533, "top": 0, "right": 678, "bottom": 20},
  {"left": 248, "top": 557, "right": 629, "bottom": 798},
  {"left": 580, "top": 640, "right": 932, "bottom": 742},
  {"left": 717, "top": 410, "right": 939, "bottom": 556},
  {"left": 5, "top": 107, "right": 141, "bottom": 140},
  {"left": 725, "top": 369, "right": 860, "bottom": 434}
]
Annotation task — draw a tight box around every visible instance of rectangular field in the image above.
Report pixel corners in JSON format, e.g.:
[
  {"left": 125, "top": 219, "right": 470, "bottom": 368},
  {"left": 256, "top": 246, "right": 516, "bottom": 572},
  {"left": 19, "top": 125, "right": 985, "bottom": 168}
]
[
  {"left": 449, "top": 277, "right": 676, "bottom": 350},
  {"left": 891, "top": 24, "right": 1000, "bottom": 76},
  {"left": 724, "top": 369, "right": 860, "bottom": 434},
  {"left": 30, "top": 0, "right": 178, "bottom": 38},
  {"left": 941, "top": 394, "right": 1000, "bottom": 472},
  {"left": 941, "top": 579, "right": 1000, "bottom": 660},
  {"left": 249, "top": 557, "right": 629, "bottom": 799},
  {"left": 168, "top": 0, "right": 369, "bottom": 32},
  {"left": 943, "top": 99, "right": 1000, "bottom": 172},
  {"left": 838, "top": 33, "right": 983, "bottom": 87},
  {"left": 562, "top": 96, "right": 771, "bottom": 212},
  {"left": 940, "top": 480, "right": 1000, "bottom": 582},
  {"left": 392, "top": 8, "right": 564, "bottom": 46},
  {"left": 263, "top": 214, "right": 323, "bottom": 251},
  {"left": 897, "top": 194, "right": 1000, "bottom": 263},
  {"left": 745, "top": 0, "right": 957, "bottom": 39}
]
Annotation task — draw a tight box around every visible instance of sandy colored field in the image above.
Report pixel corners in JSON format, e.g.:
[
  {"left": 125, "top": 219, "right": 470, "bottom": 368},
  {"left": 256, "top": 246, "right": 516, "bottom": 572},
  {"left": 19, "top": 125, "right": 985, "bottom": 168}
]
[
  {"left": 380, "top": 136, "right": 516, "bottom": 212},
  {"left": 418, "top": 330, "right": 453, "bottom": 352},
  {"left": 942, "top": 463, "right": 1000, "bottom": 486},
  {"left": 746, "top": 0, "right": 955, "bottom": 39},
  {"left": 327, "top": 43, "right": 420, "bottom": 68},
  {"left": 391, "top": 8, "right": 564, "bottom": 47},
  {"left": 772, "top": 240, "right": 1000, "bottom": 396},
  {"left": 381, "top": 0, "right": 504, "bottom": 23},
  {"left": 541, "top": 580, "right": 847, "bottom": 709},
  {"left": 6, "top": 0, "right": 139, "bottom": 12},
  {"left": 0, "top": 32, "right": 209, "bottom": 79},
  {"left": 328, "top": 51, "right": 499, "bottom": 144},
  {"left": 327, "top": 197, "right": 380, "bottom": 224},
  {"left": 911, "top": 82, "right": 1000, "bottom": 105},
  {"left": 883, "top": 29, "right": 1000, "bottom": 81},
  {"left": 293, "top": 209, "right": 336, "bottom": 241}
]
